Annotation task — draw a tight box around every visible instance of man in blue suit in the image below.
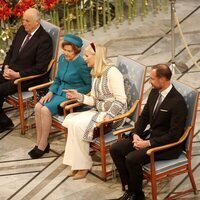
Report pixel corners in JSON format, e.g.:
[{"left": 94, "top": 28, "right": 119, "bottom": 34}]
[
  {"left": 110, "top": 64, "right": 187, "bottom": 200},
  {"left": 0, "top": 8, "right": 52, "bottom": 133}
]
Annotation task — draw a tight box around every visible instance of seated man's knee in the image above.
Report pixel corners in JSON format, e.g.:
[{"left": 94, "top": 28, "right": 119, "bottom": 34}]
[
  {"left": 110, "top": 141, "right": 121, "bottom": 156},
  {"left": 126, "top": 151, "right": 147, "bottom": 166}
]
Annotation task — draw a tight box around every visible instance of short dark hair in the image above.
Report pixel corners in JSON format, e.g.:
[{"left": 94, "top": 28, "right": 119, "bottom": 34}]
[
  {"left": 152, "top": 64, "right": 172, "bottom": 80},
  {"left": 61, "top": 41, "right": 81, "bottom": 54}
]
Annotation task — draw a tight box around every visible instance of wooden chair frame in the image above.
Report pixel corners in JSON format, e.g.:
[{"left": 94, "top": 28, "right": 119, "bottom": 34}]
[
  {"left": 29, "top": 38, "right": 91, "bottom": 136},
  {"left": 5, "top": 20, "right": 60, "bottom": 134},
  {"left": 64, "top": 56, "right": 146, "bottom": 181},
  {"left": 114, "top": 80, "right": 199, "bottom": 199}
]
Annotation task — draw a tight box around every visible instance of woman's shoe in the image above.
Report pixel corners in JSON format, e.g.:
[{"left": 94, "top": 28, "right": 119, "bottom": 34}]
[
  {"left": 44, "top": 143, "right": 50, "bottom": 153},
  {"left": 28, "top": 145, "right": 38, "bottom": 156},
  {"left": 68, "top": 170, "right": 78, "bottom": 177},
  {"left": 29, "top": 143, "right": 50, "bottom": 159},
  {"left": 73, "top": 170, "right": 88, "bottom": 180}
]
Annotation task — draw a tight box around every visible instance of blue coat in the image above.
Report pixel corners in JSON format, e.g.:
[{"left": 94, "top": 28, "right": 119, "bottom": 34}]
[{"left": 45, "top": 54, "right": 91, "bottom": 115}]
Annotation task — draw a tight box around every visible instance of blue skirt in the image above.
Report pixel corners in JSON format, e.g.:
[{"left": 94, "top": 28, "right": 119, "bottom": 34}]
[{"left": 44, "top": 94, "right": 67, "bottom": 115}]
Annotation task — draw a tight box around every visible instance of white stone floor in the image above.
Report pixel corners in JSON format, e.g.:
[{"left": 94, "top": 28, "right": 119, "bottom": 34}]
[{"left": 0, "top": 0, "right": 200, "bottom": 199}]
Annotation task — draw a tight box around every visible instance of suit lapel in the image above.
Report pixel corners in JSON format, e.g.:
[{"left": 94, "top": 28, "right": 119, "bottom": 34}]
[
  {"left": 150, "top": 92, "right": 159, "bottom": 121},
  {"left": 151, "top": 87, "right": 175, "bottom": 122},
  {"left": 16, "top": 32, "right": 27, "bottom": 55},
  {"left": 19, "top": 26, "right": 42, "bottom": 54}
]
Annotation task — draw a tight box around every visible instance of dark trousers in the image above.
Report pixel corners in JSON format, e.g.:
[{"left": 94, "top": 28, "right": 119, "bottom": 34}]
[
  {"left": 0, "top": 73, "right": 17, "bottom": 113},
  {"left": 110, "top": 137, "right": 180, "bottom": 194},
  {"left": 110, "top": 138, "right": 150, "bottom": 193},
  {"left": 0, "top": 71, "right": 48, "bottom": 112}
]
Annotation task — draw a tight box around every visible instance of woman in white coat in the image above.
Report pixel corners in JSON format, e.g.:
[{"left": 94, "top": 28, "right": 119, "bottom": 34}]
[{"left": 62, "top": 43, "right": 127, "bottom": 179}]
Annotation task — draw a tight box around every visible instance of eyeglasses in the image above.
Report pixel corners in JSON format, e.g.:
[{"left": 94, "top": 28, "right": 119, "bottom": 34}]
[{"left": 90, "top": 42, "right": 96, "bottom": 52}]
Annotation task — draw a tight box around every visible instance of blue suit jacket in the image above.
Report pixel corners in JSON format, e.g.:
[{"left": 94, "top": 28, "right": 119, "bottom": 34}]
[{"left": 49, "top": 54, "right": 91, "bottom": 97}]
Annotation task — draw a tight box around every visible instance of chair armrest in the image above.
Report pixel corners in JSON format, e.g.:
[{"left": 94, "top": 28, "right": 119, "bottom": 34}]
[
  {"left": 146, "top": 126, "right": 192, "bottom": 156},
  {"left": 60, "top": 99, "right": 78, "bottom": 108},
  {"left": 64, "top": 92, "right": 91, "bottom": 111},
  {"left": 95, "top": 100, "right": 139, "bottom": 128},
  {"left": 64, "top": 101, "right": 83, "bottom": 111},
  {"left": 113, "top": 126, "right": 135, "bottom": 135},
  {"left": 14, "top": 74, "right": 45, "bottom": 84},
  {"left": 29, "top": 81, "right": 54, "bottom": 92}
]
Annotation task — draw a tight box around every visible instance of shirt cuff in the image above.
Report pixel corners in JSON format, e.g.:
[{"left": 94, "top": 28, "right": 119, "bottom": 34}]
[{"left": 77, "top": 93, "right": 84, "bottom": 102}]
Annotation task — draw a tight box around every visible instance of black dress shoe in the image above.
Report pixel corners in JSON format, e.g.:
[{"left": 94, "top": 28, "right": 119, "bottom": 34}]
[
  {"left": 136, "top": 191, "right": 145, "bottom": 200},
  {"left": 0, "top": 120, "right": 14, "bottom": 133},
  {"left": 117, "top": 192, "right": 136, "bottom": 200},
  {"left": 28, "top": 145, "right": 38, "bottom": 156},
  {"left": 29, "top": 143, "right": 50, "bottom": 159}
]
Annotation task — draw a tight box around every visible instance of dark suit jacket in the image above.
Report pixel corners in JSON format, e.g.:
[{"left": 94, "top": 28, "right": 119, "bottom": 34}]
[
  {"left": 3, "top": 25, "right": 53, "bottom": 89},
  {"left": 134, "top": 85, "right": 187, "bottom": 158}
]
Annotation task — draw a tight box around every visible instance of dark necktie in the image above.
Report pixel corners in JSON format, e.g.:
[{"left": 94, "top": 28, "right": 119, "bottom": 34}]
[
  {"left": 153, "top": 93, "right": 162, "bottom": 116},
  {"left": 19, "top": 34, "right": 31, "bottom": 52}
]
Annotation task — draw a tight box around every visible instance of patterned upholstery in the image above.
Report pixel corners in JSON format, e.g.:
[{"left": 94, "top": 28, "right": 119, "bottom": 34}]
[
  {"left": 143, "top": 80, "right": 199, "bottom": 185},
  {"left": 92, "top": 56, "right": 146, "bottom": 181},
  {"left": 117, "top": 55, "right": 146, "bottom": 122},
  {"left": 41, "top": 20, "right": 60, "bottom": 59},
  {"left": 81, "top": 39, "right": 90, "bottom": 56},
  {"left": 94, "top": 56, "right": 146, "bottom": 145}
]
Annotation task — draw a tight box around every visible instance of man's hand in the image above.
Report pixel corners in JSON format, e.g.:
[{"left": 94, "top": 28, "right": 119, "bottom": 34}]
[
  {"left": 3, "top": 67, "right": 20, "bottom": 80},
  {"left": 40, "top": 92, "right": 53, "bottom": 104},
  {"left": 132, "top": 134, "right": 150, "bottom": 150}
]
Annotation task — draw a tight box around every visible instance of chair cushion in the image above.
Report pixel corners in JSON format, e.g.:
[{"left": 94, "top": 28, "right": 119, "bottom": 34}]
[
  {"left": 143, "top": 153, "right": 188, "bottom": 175},
  {"left": 11, "top": 91, "right": 33, "bottom": 100},
  {"left": 94, "top": 132, "right": 118, "bottom": 145},
  {"left": 52, "top": 114, "right": 65, "bottom": 123}
]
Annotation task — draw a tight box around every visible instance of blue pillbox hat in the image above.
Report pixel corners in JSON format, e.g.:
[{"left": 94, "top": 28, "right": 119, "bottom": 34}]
[{"left": 63, "top": 34, "right": 83, "bottom": 48}]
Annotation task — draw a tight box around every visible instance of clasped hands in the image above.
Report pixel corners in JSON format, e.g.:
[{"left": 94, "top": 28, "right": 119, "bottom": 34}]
[
  {"left": 3, "top": 65, "right": 20, "bottom": 80},
  {"left": 132, "top": 134, "right": 150, "bottom": 150}
]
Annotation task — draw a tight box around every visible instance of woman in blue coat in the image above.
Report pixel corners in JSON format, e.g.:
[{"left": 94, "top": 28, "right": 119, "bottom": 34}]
[{"left": 28, "top": 34, "right": 91, "bottom": 159}]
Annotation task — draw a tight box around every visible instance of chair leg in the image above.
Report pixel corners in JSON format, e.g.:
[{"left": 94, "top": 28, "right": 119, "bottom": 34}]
[
  {"left": 100, "top": 145, "right": 107, "bottom": 181},
  {"left": 188, "top": 167, "right": 197, "bottom": 194},
  {"left": 19, "top": 105, "right": 26, "bottom": 134},
  {"left": 151, "top": 177, "right": 157, "bottom": 200},
  {"left": 17, "top": 87, "right": 26, "bottom": 134}
]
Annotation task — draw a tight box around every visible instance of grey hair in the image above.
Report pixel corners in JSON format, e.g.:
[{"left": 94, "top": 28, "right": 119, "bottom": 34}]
[{"left": 24, "top": 8, "right": 41, "bottom": 22}]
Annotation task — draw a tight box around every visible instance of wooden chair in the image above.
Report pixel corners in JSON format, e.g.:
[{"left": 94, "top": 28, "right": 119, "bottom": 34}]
[
  {"left": 6, "top": 20, "right": 60, "bottom": 134},
  {"left": 142, "top": 80, "right": 199, "bottom": 200},
  {"left": 29, "top": 38, "right": 91, "bottom": 135},
  {"left": 64, "top": 55, "right": 146, "bottom": 180}
]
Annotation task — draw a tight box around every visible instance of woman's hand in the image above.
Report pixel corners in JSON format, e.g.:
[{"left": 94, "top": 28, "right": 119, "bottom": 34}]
[
  {"left": 63, "top": 89, "right": 79, "bottom": 99},
  {"left": 40, "top": 92, "right": 53, "bottom": 104}
]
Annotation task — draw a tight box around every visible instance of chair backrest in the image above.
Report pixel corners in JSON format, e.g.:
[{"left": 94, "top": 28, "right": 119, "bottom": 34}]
[
  {"left": 172, "top": 80, "right": 199, "bottom": 151},
  {"left": 81, "top": 39, "right": 91, "bottom": 56},
  {"left": 41, "top": 20, "right": 60, "bottom": 79},
  {"left": 117, "top": 55, "right": 146, "bottom": 122}
]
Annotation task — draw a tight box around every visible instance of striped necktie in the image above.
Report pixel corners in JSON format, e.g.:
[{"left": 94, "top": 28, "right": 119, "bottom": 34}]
[{"left": 19, "top": 34, "right": 31, "bottom": 52}]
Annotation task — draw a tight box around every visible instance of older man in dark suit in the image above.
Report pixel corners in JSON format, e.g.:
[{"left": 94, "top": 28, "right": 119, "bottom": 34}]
[
  {"left": 0, "top": 8, "right": 53, "bottom": 133},
  {"left": 110, "top": 64, "right": 187, "bottom": 200}
]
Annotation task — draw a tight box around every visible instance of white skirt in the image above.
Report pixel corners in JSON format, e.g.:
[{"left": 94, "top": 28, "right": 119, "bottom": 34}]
[{"left": 62, "top": 110, "right": 97, "bottom": 170}]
